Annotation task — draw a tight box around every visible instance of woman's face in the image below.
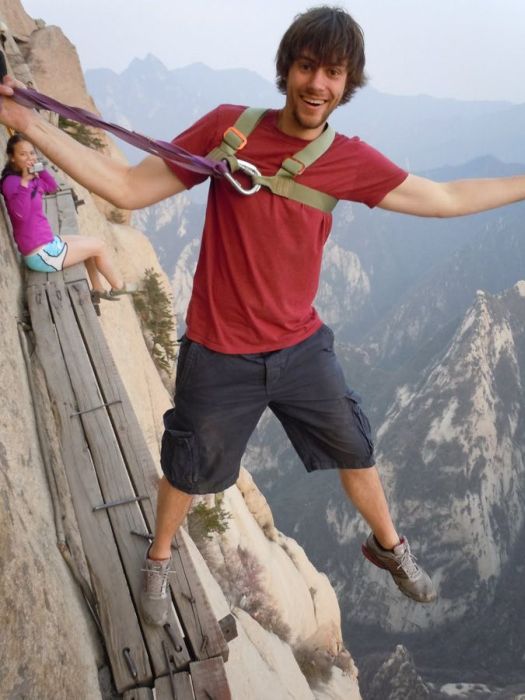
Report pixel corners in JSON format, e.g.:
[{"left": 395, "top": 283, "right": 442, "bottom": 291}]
[{"left": 10, "top": 140, "right": 37, "bottom": 174}]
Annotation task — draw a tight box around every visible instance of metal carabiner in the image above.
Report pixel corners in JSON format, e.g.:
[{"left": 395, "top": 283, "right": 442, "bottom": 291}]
[{"left": 222, "top": 159, "right": 261, "bottom": 196}]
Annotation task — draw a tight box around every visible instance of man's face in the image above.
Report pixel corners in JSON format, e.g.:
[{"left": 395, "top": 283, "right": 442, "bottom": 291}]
[{"left": 281, "top": 53, "right": 348, "bottom": 139}]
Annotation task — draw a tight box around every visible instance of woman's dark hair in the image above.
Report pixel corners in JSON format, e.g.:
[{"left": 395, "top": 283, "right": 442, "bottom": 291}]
[
  {"left": 275, "top": 6, "right": 367, "bottom": 105},
  {"left": 1, "top": 132, "right": 28, "bottom": 180}
]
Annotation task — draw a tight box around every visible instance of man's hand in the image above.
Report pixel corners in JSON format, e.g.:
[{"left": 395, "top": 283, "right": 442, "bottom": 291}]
[{"left": 0, "top": 76, "right": 37, "bottom": 133}]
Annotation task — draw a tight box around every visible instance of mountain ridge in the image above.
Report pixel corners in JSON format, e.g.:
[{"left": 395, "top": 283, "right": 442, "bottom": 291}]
[{"left": 84, "top": 47, "right": 525, "bottom": 699}]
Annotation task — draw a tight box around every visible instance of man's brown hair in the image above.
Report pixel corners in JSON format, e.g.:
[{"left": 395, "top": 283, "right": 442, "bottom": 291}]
[{"left": 275, "top": 6, "right": 367, "bottom": 104}]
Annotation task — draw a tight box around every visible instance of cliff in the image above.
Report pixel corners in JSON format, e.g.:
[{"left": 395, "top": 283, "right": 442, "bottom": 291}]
[{"left": 0, "top": 2, "right": 360, "bottom": 698}]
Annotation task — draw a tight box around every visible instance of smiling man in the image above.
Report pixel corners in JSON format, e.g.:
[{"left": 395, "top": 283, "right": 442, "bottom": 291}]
[
  {"left": 4, "top": 5, "right": 525, "bottom": 627},
  {"left": 138, "top": 6, "right": 440, "bottom": 623}
]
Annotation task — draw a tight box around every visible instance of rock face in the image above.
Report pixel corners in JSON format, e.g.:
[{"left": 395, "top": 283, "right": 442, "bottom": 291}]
[
  {"left": 18, "top": 17, "right": 131, "bottom": 224},
  {"left": 0, "top": 125, "right": 103, "bottom": 700},
  {"left": 0, "top": 0, "right": 36, "bottom": 39},
  {"left": 0, "top": 3, "right": 361, "bottom": 698},
  {"left": 358, "top": 645, "right": 432, "bottom": 700},
  {"left": 187, "top": 477, "right": 360, "bottom": 700},
  {"left": 353, "top": 283, "right": 525, "bottom": 629},
  {"left": 0, "top": 13, "right": 109, "bottom": 696}
]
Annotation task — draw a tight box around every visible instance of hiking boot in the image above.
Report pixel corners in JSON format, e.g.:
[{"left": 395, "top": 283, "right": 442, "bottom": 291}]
[
  {"left": 362, "top": 533, "right": 437, "bottom": 603},
  {"left": 140, "top": 553, "right": 173, "bottom": 626}
]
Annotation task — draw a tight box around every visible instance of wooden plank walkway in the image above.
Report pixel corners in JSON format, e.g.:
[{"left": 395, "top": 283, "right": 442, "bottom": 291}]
[{"left": 25, "top": 190, "right": 233, "bottom": 698}]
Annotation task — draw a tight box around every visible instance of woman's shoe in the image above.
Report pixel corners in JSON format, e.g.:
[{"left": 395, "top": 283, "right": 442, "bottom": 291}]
[
  {"left": 91, "top": 289, "right": 120, "bottom": 302},
  {"left": 109, "top": 283, "right": 138, "bottom": 297}
]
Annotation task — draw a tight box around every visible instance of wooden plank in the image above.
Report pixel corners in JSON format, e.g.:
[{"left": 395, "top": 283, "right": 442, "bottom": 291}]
[
  {"left": 55, "top": 188, "right": 79, "bottom": 236},
  {"left": 190, "top": 658, "right": 231, "bottom": 700},
  {"left": 47, "top": 278, "right": 190, "bottom": 673},
  {"left": 66, "top": 279, "right": 156, "bottom": 487},
  {"left": 155, "top": 672, "right": 195, "bottom": 700},
  {"left": 218, "top": 614, "right": 238, "bottom": 643},
  {"left": 174, "top": 529, "right": 230, "bottom": 662},
  {"left": 43, "top": 193, "right": 59, "bottom": 233},
  {"left": 26, "top": 281, "right": 152, "bottom": 692},
  {"left": 43, "top": 188, "right": 79, "bottom": 240},
  {"left": 62, "top": 261, "right": 91, "bottom": 286},
  {"left": 25, "top": 268, "right": 49, "bottom": 287},
  {"left": 122, "top": 689, "right": 153, "bottom": 700},
  {"left": 67, "top": 279, "right": 229, "bottom": 662}
]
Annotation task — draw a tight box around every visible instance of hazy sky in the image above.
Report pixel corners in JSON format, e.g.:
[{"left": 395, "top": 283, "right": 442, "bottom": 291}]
[{"left": 21, "top": 0, "right": 525, "bottom": 103}]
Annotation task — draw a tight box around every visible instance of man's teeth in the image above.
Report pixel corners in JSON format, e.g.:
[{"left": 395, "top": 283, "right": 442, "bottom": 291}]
[{"left": 304, "top": 98, "right": 324, "bottom": 105}]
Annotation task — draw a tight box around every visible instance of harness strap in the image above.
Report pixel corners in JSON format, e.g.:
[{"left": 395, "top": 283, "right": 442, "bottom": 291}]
[
  {"left": 208, "top": 107, "right": 339, "bottom": 213},
  {"left": 8, "top": 84, "right": 229, "bottom": 178},
  {"left": 254, "top": 174, "right": 337, "bottom": 212},
  {"left": 207, "top": 107, "right": 267, "bottom": 162},
  {"left": 5, "top": 78, "right": 337, "bottom": 211},
  {"left": 259, "top": 124, "right": 337, "bottom": 211},
  {"left": 278, "top": 123, "right": 336, "bottom": 176}
]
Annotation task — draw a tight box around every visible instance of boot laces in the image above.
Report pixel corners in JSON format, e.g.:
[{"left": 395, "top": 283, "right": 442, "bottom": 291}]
[
  {"left": 142, "top": 562, "right": 172, "bottom": 597},
  {"left": 396, "top": 545, "right": 421, "bottom": 580}
]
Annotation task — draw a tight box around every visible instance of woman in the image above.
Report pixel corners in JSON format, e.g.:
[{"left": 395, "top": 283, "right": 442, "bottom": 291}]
[{"left": 1, "top": 133, "right": 131, "bottom": 300}]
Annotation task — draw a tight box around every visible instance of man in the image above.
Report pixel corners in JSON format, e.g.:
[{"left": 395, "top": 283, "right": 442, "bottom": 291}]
[{"left": 2, "top": 6, "right": 525, "bottom": 625}]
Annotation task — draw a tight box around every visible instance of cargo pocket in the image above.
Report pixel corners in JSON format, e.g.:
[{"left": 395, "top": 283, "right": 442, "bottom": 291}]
[
  {"left": 161, "top": 409, "right": 199, "bottom": 490},
  {"left": 347, "top": 393, "right": 374, "bottom": 455}
]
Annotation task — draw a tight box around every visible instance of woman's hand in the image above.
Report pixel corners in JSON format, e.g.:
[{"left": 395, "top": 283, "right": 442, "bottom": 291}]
[
  {"left": 20, "top": 165, "right": 36, "bottom": 187},
  {"left": 0, "top": 76, "right": 38, "bottom": 134}
]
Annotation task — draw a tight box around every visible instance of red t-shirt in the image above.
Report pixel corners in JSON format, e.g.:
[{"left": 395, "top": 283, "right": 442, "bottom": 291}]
[{"left": 166, "top": 105, "right": 407, "bottom": 353}]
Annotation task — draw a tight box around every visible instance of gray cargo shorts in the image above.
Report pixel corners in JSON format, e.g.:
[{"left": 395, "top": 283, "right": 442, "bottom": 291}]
[{"left": 160, "top": 324, "right": 375, "bottom": 494}]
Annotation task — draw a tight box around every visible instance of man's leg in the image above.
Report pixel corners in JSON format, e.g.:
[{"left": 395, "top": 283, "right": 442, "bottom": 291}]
[
  {"left": 340, "top": 465, "right": 436, "bottom": 603},
  {"left": 148, "top": 476, "right": 193, "bottom": 560},
  {"left": 339, "top": 466, "right": 399, "bottom": 549},
  {"left": 267, "top": 326, "right": 436, "bottom": 603},
  {"left": 140, "top": 343, "right": 270, "bottom": 625},
  {"left": 140, "top": 477, "right": 193, "bottom": 625}
]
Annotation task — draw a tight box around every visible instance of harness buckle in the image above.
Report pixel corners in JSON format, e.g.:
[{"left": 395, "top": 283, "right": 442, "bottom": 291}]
[
  {"left": 223, "top": 126, "right": 248, "bottom": 150},
  {"left": 222, "top": 159, "right": 261, "bottom": 196}
]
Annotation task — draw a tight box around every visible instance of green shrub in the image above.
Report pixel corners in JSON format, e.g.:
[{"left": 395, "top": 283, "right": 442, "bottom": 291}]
[
  {"left": 133, "top": 268, "right": 177, "bottom": 373},
  {"left": 58, "top": 116, "right": 106, "bottom": 151},
  {"left": 187, "top": 494, "right": 231, "bottom": 545},
  {"left": 107, "top": 208, "right": 126, "bottom": 224}
]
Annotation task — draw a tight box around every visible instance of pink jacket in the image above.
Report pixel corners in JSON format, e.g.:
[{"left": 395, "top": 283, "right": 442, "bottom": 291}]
[{"left": 1, "top": 169, "right": 58, "bottom": 255}]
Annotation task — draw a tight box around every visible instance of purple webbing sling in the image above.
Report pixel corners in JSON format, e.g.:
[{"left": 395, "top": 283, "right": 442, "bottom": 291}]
[{"left": 10, "top": 85, "right": 228, "bottom": 178}]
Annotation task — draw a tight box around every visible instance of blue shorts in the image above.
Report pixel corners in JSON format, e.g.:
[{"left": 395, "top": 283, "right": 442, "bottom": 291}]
[
  {"left": 24, "top": 235, "right": 68, "bottom": 273},
  {"left": 161, "top": 324, "right": 375, "bottom": 495}
]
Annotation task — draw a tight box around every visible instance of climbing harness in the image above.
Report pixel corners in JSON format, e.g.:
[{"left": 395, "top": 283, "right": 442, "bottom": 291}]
[
  {"left": 223, "top": 159, "right": 262, "bottom": 196},
  {"left": 208, "top": 106, "right": 338, "bottom": 212},
  {"left": 1, "top": 52, "right": 338, "bottom": 212}
]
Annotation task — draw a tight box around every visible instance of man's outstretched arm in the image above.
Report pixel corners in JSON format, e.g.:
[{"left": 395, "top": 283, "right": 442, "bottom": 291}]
[
  {"left": 378, "top": 172, "right": 525, "bottom": 218},
  {"left": 0, "top": 77, "right": 187, "bottom": 210}
]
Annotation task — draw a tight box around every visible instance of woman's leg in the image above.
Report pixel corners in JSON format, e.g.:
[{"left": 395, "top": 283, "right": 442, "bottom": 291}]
[
  {"left": 83, "top": 257, "right": 104, "bottom": 291},
  {"left": 61, "top": 235, "right": 123, "bottom": 290}
]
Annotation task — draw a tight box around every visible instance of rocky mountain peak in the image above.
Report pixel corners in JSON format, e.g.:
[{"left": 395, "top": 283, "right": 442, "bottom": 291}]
[{"left": 124, "top": 52, "right": 170, "bottom": 81}]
